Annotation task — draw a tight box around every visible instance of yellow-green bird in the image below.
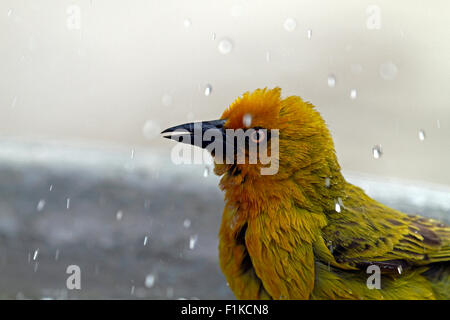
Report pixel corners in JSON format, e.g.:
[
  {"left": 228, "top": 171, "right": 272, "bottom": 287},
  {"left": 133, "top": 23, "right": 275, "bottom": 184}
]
[{"left": 162, "top": 87, "right": 449, "bottom": 300}]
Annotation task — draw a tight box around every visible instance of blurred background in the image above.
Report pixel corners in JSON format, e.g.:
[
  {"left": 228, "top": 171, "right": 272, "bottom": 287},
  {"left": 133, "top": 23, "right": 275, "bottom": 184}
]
[{"left": 0, "top": 0, "right": 449, "bottom": 299}]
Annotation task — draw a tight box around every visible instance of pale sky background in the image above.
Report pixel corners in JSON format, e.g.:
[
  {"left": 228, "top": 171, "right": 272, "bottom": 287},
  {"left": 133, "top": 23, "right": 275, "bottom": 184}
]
[{"left": 0, "top": 0, "right": 449, "bottom": 185}]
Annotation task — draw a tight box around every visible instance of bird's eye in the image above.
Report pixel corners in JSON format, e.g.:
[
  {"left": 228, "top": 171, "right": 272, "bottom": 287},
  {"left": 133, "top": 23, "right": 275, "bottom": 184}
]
[{"left": 250, "top": 130, "right": 265, "bottom": 143}]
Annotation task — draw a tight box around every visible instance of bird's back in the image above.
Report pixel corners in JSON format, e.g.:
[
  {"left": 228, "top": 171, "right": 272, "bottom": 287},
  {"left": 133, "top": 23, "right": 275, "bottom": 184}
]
[{"left": 315, "top": 181, "right": 450, "bottom": 299}]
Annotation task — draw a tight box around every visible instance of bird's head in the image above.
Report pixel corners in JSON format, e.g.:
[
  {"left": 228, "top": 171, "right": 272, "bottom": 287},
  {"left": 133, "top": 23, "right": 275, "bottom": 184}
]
[{"left": 162, "top": 87, "right": 337, "bottom": 181}]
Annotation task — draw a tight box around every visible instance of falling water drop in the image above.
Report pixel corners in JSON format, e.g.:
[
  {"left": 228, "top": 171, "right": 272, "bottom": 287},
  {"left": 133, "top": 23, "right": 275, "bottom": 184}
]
[
  {"left": 189, "top": 235, "right": 198, "bottom": 250},
  {"left": 183, "top": 219, "right": 191, "bottom": 229},
  {"left": 327, "top": 75, "right": 336, "bottom": 88},
  {"left": 437, "top": 120, "right": 440, "bottom": 129},
  {"left": 379, "top": 61, "right": 398, "bottom": 80},
  {"left": 143, "top": 236, "right": 148, "bottom": 246},
  {"left": 204, "top": 84, "right": 212, "bottom": 96},
  {"left": 49, "top": 184, "right": 53, "bottom": 191},
  {"left": 307, "top": 29, "right": 312, "bottom": 39},
  {"left": 397, "top": 265, "right": 403, "bottom": 274},
  {"left": 203, "top": 167, "right": 209, "bottom": 178},
  {"left": 183, "top": 19, "right": 191, "bottom": 28},
  {"left": 350, "top": 89, "right": 357, "bottom": 99},
  {"left": 266, "top": 51, "right": 270, "bottom": 62},
  {"left": 284, "top": 18, "right": 297, "bottom": 32},
  {"left": 130, "top": 149, "right": 135, "bottom": 159},
  {"left": 66, "top": 198, "right": 71, "bottom": 209},
  {"left": 212, "top": 32, "right": 216, "bottom": 40},
  {"left": 142, "top": 120, "right": 161, "bottom": 140},
  {"left": 325, "top": 177, "right": 331, "bottom": 188},
  {"left": 145, "top": 274, "right": 155, "bottom": 288},
  {"left": 218, "top": 39, "right": 233, "bottom": 54},
  {"left": 372, "top": 145, "right": 382, "bottom": 159},
  {"left": 7, "top": 9, "right": 12, "bottom": 17},
  {"left": 418, "top": 130, "right": 426, "bottom": 141},
  {"left": 116, "top": 210, "right": 123, "bottom": 221},
  {"left": 243, "top": 113, "right": 252, "bottom": 127},
  {"left": 33, "top": 249, "right": 39, "bottom": 260},
  {"left": 36, "top": 199, "right": 46, "bottom": 212},
  {"left": 335, "top": 202, "right": 341, "bottom": 213},
  {"left": 55, "top": 249, "right": 60, "bottom": 261}
]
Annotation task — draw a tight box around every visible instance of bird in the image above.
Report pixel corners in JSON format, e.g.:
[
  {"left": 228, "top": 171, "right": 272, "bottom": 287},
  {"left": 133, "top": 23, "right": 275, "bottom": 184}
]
[{"left": 161, "top": 87, "right": 449, "bottom": 300}]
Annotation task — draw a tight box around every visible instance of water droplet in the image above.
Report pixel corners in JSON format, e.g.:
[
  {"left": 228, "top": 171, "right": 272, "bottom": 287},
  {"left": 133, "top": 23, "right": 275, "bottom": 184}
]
[
  {"left": 327, "top": 75, "right": 336, "bottom": 87},
  {"left": 130, "top": 286, "right": 135, "bottom": 295},
  {"left": 211, "top": 32, "right": 216, "bottom": 40},
  {"left": 350, "top": 89, "right": 357, "bottom": 99},
  {"left": 183, "top": 219, "right": 191, "bottom": 228},
  {"left": 325, "top": 177, "right": 331, "bottom": 188},
  {"left": 230, "top": 5, "right": 243, "bottom": 18},
  {"left": 116, "top": 210, "right": 123, "bottom": 221},
  {"left": 130, "top": 149, "right": 135, "bottom": 159},
  {"left": 284, "top": 18, "right": 297, "bottom": 32},
  {"left": 66, "top": 198, "right": 71, "bottom": 209},
  {"left": 379, "top": 61, "right": 398, "bottom": 80},
  {"left": 265, "top": 51, "right": 270, "bottom": 62},
  {"left": 203, "top": 167, "right": 209, "bottom": 178},
  {"left": 7, "top": 9, "right": 12, "bottom": 17},
  {"left": 55, "top": 249, "right": 60, "bottom": 261},
  {"left": 204, "top": 84, "right": 212, "bottom": 96},
  {"left": 161, "top": 94, "right": 172, "bottom": 106},
  {"left": 335, "top": 202, "right": 341, "bottom": 213},
  {"left": 218, "top": 39, "right": 233, "bottom": 54},
  {"left": 183, "top": 18, "right": 191, "bottom": 28},
  {"left": 34, "top": 262, "right": 39, "bottom": 273},
  {"left": 143, "top": 236, "right": 148, "bottom": 246},
  {"left": 307, "top": 29, "right": 312, "bottom": 39},
  {"left": 33, "top": 249, "right": 39, "bottom": 261},
  {"left": 397, "top": 265, "right": 403, "bottom": 274},
  {"left": 372, "top": 145, "right": 382, "bottom": 159},
  {"left": 144, "top": 274, "right": 155, "bottom": 288},
  {"left": 418, "top": 130, "right": 426, "bottom": 141},
  {"left": 437, "top": 120, "right": 440, "bottom": 129},
  {"left": 49, "top": 184, "right": 53, "bottom": 191},
  {"left": 36, "top": 199, "right": 46, "bottom": 212},
  {"left": 11, "top": 96, "right": 17, "bottom": 108},
  {"left": 142, "top": 120, "right": 161, "bottom": 140},
  {"left": 243, "top": 113, "right": 252, "bottom": 127},
  {"left": 189, "top": 234, "right": 198, "bottom": 250}
]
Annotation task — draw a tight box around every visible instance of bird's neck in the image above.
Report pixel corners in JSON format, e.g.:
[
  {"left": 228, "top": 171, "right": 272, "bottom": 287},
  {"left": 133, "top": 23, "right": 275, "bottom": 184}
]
[{"left": 219, "top": 152, "right": 346, "bottom": 223}]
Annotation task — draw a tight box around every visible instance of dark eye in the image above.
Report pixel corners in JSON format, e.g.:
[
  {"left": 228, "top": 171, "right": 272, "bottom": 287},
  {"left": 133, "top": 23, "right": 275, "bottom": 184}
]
[{"left": 250, "top": 130, "right": 265, "bottom": 143}]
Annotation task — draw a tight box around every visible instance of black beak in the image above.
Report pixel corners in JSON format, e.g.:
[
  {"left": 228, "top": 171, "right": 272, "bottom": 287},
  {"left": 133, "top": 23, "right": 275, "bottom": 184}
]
[{"left": 161, "top": 119, "right": 227, "bottom": 149}]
